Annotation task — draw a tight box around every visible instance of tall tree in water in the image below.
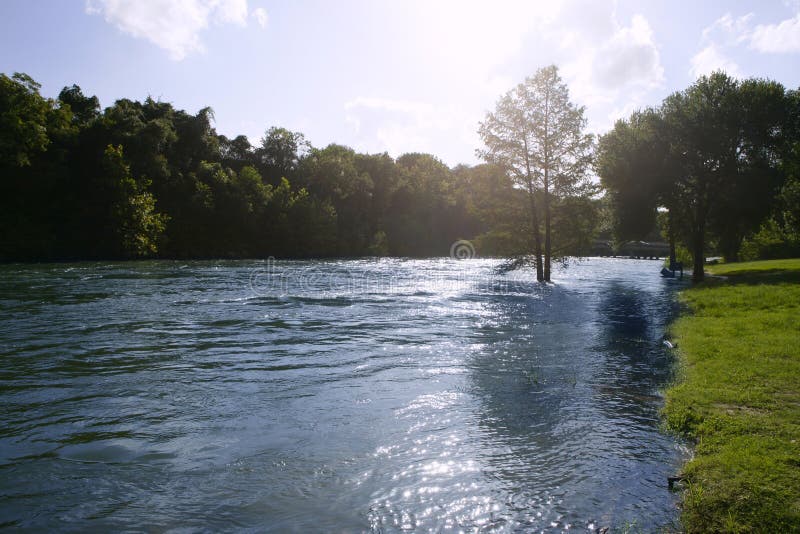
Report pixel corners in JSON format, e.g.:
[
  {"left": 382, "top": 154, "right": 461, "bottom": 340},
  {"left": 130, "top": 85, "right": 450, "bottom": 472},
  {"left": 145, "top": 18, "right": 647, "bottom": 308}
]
[{"left": 478, "top": 65, "right": 594, "bottom": 281}]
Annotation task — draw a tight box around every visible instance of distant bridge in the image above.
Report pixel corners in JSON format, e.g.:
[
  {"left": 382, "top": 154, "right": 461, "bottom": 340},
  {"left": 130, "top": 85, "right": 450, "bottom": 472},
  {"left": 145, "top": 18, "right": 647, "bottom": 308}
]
[{"left": 590, "top": 240, "right": 671, "bottom": 259}]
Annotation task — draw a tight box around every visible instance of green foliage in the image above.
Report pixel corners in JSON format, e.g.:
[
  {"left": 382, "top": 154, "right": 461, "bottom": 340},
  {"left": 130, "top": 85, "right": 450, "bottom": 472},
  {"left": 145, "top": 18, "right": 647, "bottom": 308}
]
[
  {"left": 101, "top": 144, "right": 167, "bottom": 257},
  {"left": 367, "top": 231, "right": 389, "bottom": 256},
  {"left": 596, "top": 109, "right": 667, "bottom": 242},
  {"left": 4, "top": 69, "right": 798, "bottom": 265},
  {"left": 739, "top": 218, "right": 800, "bottom": 261},
  {"left": 0, "top": 73, "right": 57, "bottom": 166},
  {"left": 550, "top": 194, "right": 600, "bottom": 256},
  {"left": 663, "top": 259, "right": 800, "bottom": 531},
  {"left": 478, "top": 65, "right": 597, "bottom": 280},
  {"left": 0, "top": 71, "right": 598, "bottom": 262},
  {"left": 705, "top": 257, "right": 800, "bottom": 276},
  {"left": 599, "top": 72, "right": 793, "bottom": 280},
  {"left": 58, "top": 85, "right": 100, "bottom": 126},
  {"left": 300, "top": 144, "right": 373, "bottom": 255},
  {"left": 473, "top": 229, "right": 524, "bottom": 257},
  {"left": 668, "top": 244, "right": 693, "bottom": 268},
  {"left": 257, "top": 126, "right": 308, "bottom": 184}
]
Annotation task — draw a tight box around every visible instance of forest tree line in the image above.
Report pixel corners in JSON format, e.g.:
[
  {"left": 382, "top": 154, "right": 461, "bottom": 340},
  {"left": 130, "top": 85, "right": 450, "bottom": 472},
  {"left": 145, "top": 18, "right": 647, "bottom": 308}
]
[
  {"left": 0, "top": 71, "right": 600, "bottom": 262},
  {"left": 2, "top": 70, "right": 799, "bottom": 274}
]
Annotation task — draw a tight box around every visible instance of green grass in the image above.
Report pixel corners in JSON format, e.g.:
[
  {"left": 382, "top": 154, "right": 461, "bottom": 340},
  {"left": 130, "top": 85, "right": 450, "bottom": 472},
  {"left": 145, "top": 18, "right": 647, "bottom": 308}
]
[
  {"left": 708, "top": 258, "right": 800, "bottom": 277},
  {"left": 663, "top": 258, "right": 800, "bottom": 532}
]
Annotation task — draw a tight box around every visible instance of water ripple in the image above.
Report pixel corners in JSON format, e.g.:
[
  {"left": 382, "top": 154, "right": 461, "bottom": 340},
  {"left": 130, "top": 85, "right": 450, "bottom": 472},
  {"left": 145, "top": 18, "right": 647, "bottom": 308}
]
[{"left": 0, "top": 258, "right": 688, "bottom": 531}]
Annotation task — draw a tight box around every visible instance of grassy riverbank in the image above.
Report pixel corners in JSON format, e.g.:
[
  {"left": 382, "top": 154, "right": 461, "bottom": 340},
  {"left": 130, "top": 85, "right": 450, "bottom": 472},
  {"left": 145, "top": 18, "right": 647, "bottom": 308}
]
[{"left": 663, "top": 258, "right": 800, "bottom": 532}]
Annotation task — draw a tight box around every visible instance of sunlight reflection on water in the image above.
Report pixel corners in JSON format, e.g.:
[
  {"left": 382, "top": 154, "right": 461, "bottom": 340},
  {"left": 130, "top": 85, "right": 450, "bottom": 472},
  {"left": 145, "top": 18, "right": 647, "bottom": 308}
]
[{"left": 0, "top": 258, "right": 689, "bottom": 531}]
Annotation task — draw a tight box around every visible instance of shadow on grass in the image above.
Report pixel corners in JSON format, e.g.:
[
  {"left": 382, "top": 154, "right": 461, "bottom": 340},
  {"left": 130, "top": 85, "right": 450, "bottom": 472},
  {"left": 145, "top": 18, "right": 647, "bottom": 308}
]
[{"left": 703, "top": 268, "right": 800, "bottom": 286}]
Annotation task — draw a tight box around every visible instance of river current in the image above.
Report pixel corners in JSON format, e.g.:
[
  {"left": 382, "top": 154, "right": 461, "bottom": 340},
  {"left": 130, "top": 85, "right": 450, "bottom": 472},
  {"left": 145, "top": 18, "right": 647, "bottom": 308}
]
[{"left": 0, "top": 258, "right": 687, "bottom": 532}]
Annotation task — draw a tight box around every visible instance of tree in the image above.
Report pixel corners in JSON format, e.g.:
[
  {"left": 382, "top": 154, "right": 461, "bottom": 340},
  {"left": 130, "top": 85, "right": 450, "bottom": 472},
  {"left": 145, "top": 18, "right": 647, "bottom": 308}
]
[
  {"left": 58, "top": 85, "right": 100, "bottom": 126},
  {"left": 219, "top": 134, "right": 255, "bottom": 172},
  {"left": 389, "top": 153, "right": 458, "bottom": 256},
  {"left": 0, "top": 73, "right": 75, "bottom": 260},
  {"left": 478, "top": 65, "right": 594, "bottom": 281},
  {"left": 257, "top": 127, "right": 309, "bottom": 184},
  {"left": 354, "top": 152, "right": 399, "bottom": 249},
  {"left": 596, "top": 108, "right": 686, "bottom": 260},
  {"left": 299, "top": 143, "right": 373, "bottom": 255},
  {"left": 661, "top": 73, "right": 791, "bottom": 280},
  {"left": 597, "top": 109, "right": 663, "bottom": 240},
  {"left": 708, "top": 78, "right": 787, "bottom": 262},
  {"left": 0, "top": 73, "right": 53, "bottom": 167},
  {"left": 452, "top": 163, "right": 519, "bottom": 254},
  {"left": 778, "top": 90, "right": 800, "bottom": 236},
  {"left": 100, "top": 144, "right": 167, "bottom": 257},
  {"left": 599, "top": 72, "right": 790, "bottom": 281},
  {"left": 1, "top": 71, "right": 610, "bottom": 263}
]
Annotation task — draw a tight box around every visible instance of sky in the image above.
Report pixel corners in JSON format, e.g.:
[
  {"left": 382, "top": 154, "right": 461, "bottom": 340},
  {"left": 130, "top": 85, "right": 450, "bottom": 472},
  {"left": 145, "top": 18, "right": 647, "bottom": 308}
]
[{"left": 1, "top": 0, "right": 799, "bottom": 166}]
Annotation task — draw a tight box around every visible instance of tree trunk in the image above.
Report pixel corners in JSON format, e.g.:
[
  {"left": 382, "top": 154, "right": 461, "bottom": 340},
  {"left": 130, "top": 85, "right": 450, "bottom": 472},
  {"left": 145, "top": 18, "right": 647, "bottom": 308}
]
[
  {"left": 692, "top": 225, "right": 705, "bottom": 283},
  {"left": 669, "top": 237, "right": 676, "bottom": 266},
  {"left": 668, "top": 211, "right": 677, "bottom": 267},
  {"left": 544, "top": 172, "right": 551, "bottom": 282},
  {"left": 530, "top": 194, "right": 544, "bottom": 282},
  {"left": 523, "top": 136, "right": 544, "bottom": 282},
  {"left": 543, "top": 93, "right": 551, "bottom": 282},
  {"left": 692, "top": 185, "right": 709, "bottom": 283}
]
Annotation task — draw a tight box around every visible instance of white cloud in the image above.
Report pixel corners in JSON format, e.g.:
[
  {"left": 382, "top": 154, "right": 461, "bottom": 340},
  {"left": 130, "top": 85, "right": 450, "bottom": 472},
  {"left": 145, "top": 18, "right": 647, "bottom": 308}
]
[
  {"left": 701, "top": 12, "right": 753, "bottom": 45},
  {"left": 698, "top": 9, "right": 800, "bottom": 54},
  {"left": 552, "top": 4, "right": 664, "bottom": 132},
  {"left": 86, "top": 0, "right": 251, "bottom": 60},
  {"left": 344, "top": 97, "right": 456, "bottom": 157},
  {"left": 689, "top": 13, "right": 749, "bottom": 80},
  {"left": 214, "top": 0, "right": 247, "bottom": 25},
  {"left": 689, "top": 9, "right": 800, "bottom": 79},
  {"left": 582, "top": 14, "right": 664, "bottom": 94},
  {"left": 252, "top": 7, "right": 268, "bottom": 29},
  {"left": 346, "top": 97, "right": 432, "bottom": 116},
  {"left": 690, "top": 43, "right": 742, "bottom": 79},
  {"left": 750, "top": 14, "right": 800, "bottom": 53}
]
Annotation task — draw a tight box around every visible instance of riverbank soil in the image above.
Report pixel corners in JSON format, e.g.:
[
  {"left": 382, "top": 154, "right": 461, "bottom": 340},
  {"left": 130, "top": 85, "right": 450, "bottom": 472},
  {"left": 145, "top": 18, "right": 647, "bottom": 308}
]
[{"left": 663, "top": 259, "right": 800, "bottom": 532}]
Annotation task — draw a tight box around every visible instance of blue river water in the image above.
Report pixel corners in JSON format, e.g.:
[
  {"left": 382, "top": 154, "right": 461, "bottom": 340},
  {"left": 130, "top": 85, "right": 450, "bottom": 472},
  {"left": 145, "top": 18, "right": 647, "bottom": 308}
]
[{"left": 0, "top": 258, "right": 688, "bottom": 532}]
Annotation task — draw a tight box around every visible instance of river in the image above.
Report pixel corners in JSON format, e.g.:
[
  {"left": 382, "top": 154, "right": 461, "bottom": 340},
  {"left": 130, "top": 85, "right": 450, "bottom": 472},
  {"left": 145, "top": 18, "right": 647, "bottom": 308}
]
[{"left": 0, "top": 258, "right": 687, "bottom": 532}]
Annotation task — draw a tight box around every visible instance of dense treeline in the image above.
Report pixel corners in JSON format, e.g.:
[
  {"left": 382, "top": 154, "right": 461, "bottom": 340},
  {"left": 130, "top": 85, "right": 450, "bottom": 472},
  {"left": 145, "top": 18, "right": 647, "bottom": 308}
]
[
  {"left": 2, "top": 72, "right": 596, "bottom": 262},
  {"left": 597, "top": 72, "right": 800, "bottom": 281},
  {"left": 5, "top": 69, "right": 798, "bottom": 272}
]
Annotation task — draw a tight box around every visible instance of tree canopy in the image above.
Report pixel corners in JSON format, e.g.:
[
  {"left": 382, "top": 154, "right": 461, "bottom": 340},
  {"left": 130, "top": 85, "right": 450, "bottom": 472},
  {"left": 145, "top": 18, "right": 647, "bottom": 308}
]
[
  {"left": 2, "top": 71, "right": 600, "bottom": 263},
  {"left": 4, "top": 68, "right": 797, "bottom": 278},
  {"left": 598, "top": 72, "right": 795, "bottom": 281},
  {"left": 478, "top": 65, "right": 595, "bottom": 281}
]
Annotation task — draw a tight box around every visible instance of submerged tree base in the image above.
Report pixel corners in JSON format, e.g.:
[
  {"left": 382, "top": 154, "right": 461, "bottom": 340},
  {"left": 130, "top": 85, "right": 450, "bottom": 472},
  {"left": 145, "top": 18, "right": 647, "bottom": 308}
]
[
  {"left": 495, "top": 254, "right": 582, "bottom": 279},
  {"left": 663, "top": 259, "right": 800, "bottom": 532}
]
